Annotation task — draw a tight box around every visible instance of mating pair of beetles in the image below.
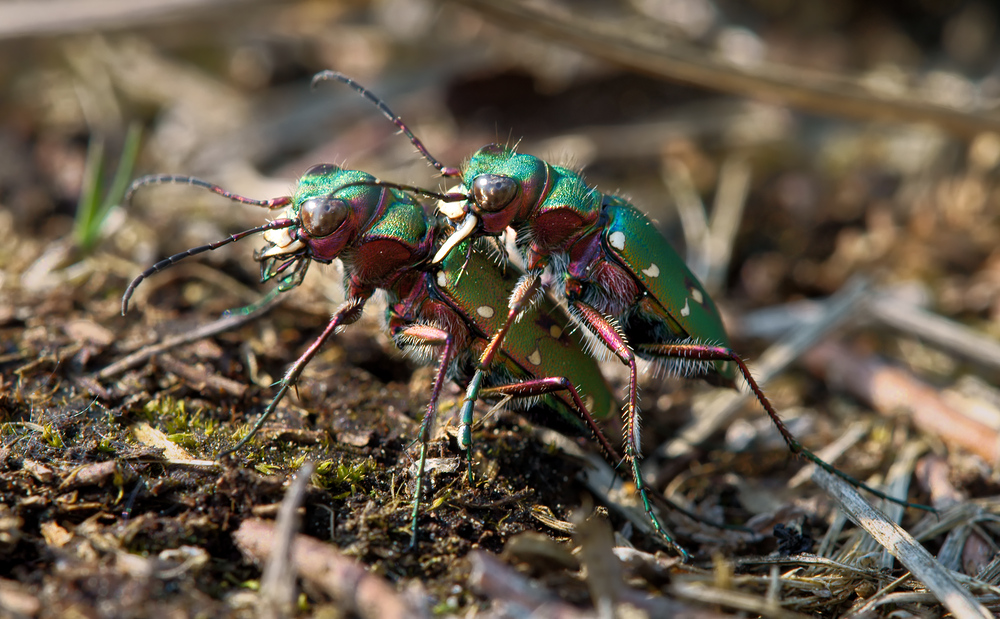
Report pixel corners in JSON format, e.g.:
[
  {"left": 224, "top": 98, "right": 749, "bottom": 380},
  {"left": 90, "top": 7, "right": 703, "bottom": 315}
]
[{"left": 122, "top": 71, "right": 921, "bottom": 558}]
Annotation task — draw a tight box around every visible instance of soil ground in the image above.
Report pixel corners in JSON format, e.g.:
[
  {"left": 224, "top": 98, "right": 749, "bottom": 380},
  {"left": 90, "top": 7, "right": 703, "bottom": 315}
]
[{"left": 3, "top": 2, "right": 1000, "bottom": 617}]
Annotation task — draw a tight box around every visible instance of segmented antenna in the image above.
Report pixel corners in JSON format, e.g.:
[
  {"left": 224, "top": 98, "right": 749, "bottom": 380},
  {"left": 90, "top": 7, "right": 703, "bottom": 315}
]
[
  {"left": 311, "top": 71, "right": 462, "bottom": 178},
  {"left": 336, "top": 179, "right": 466, "bottom": 203},
  {"left": 125, "top": 174, "right": 293, "bottom": 210},
  {"left": 121, "top": 219, "right": 297, "bottom": 315}
]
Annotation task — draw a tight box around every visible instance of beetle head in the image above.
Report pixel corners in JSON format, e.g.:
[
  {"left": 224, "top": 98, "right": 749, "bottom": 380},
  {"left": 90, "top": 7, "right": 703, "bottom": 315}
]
[
  {"left": 258, "top": 164, "right": 386, "bottom": 278},
  {"left": 433, "top": 144, "right": 547, "bottom": 263}
]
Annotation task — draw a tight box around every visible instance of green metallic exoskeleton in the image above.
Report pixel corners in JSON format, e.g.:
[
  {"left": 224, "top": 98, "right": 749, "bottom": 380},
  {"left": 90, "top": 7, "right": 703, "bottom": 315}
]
[
  {"left": 121, "top": 161, "right": 621, "bottom": 550},
  {"left": 600, "top": 196, "right": 733, "bottom": 382}
]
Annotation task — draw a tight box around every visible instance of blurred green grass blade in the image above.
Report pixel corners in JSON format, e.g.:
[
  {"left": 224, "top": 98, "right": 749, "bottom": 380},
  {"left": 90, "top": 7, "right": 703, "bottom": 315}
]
[
  {"left": 74, "top": 134, "right": 105, "bottom": 250},
  {"left": 74, "top": 122, "right": 142, "bottom": 253},
  {"left": 106, "top": 123, "right": 142, "bottom": 216}
]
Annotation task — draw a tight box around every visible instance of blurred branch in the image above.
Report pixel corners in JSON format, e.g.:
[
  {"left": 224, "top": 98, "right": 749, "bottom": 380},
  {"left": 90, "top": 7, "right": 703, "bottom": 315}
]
[
  {"left": 739, "top": 287, "right": 1000, "bottom": 374},
  {"left": 0, "top": 0, "right": 266, "bottom": 39},
  {"left": 866, "top": 295, "right": 1000, "bottom": 372},
  {"left": 95, "top": 291, "right": 284, "bottom": 380},
  {"left": 458, "top": 0, "right": 1000, "bottom": 137},
  {"left": 234, "top": 518, "right": 425, "bottom": 619},
  {"left": 802, "top": 341, "right": 1000, "bottom": 464}
]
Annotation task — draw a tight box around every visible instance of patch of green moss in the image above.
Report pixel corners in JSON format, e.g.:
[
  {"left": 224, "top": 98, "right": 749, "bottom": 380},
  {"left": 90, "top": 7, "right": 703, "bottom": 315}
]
[
  {"left": 312, "top": 458, "right": 376, "bottom": 494},
  {"left": 142, "top": 396, "right": 219, "bottom": 449}
]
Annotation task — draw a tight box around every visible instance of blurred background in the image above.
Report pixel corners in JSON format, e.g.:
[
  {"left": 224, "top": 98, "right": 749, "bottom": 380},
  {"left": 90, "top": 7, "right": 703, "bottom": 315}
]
[
  {"left": 4, "top": 0, "right": 1000, "bottom": 616},
  {"left": 5, "top": 0, "right": 1000, "bottom": 322}
]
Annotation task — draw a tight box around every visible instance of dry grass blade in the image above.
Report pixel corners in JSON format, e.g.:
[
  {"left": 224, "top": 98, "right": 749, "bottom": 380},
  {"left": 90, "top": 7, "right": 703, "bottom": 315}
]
[
  {"left": 910, "top": 499, "right": 1000, "bottom": 544},
  {"left": 96, "top": 293, "right": 284, "bottom": 379},
  {"left": 811, "top": 467, "right": 993, "bottom": 619},
  {"left": 878, "top": 441, "right": 926, "bottom": 570},
  {"left": 786, "top": 420, "right": 870, "bottom": 489},
  {"left": 664, "top": 154, "right": 752, "bottom": 294},
  {"left": 703, "top": 156, "right": 751, "bottom": 294},
  {"left": 537, "top": 428, "right": 665, "bottom": 540},
  {"left": 458, "top": 0, "right": 1000, "bottom": 137},
  {"left": 669, "top": 580, "right": 812, "bottom": 619},
  {"left": 663, "top": 156, "right": 710, "bottom": 279},
  {"left": 842, "top": 572, "right": 916, "bottom": 618},
  {"left": 131, "top": 421, "right": 197, "bottom": 462}
]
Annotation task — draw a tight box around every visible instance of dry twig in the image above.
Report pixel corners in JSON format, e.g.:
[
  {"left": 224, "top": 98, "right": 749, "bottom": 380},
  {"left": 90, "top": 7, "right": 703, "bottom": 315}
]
[{"left": 812, "top": 467, "right": 993, "bottom": 619}]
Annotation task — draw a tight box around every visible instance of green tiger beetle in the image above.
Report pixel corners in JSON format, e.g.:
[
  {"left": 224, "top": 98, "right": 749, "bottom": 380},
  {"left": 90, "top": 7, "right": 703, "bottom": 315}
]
[
  {"left": 311, "top": 70, "right": 933, "bottom": 542},
  {"left": 121, "top": 164, "right": 639, "bottom": 551}
]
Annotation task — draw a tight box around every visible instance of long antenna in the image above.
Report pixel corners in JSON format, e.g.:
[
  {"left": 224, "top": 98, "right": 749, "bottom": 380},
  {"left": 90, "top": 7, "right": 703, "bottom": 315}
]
[
  {"left": 121, "top": 219, "right": 297, "bottom": 315},
  {"left": 336, "top": 179, "right": 466, "bottom": 203},
  {"left": 125, "top": 175, "right": 293, "bottom": 210},
  {"left": 311, "top": 71, "right": 462, "bottom": 178}
]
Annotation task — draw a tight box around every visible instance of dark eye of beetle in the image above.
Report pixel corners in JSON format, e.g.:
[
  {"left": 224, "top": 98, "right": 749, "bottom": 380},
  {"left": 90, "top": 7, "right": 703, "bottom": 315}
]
[
  {"left": 300, "top": 196, "right": 348, "bottom": 237},
  {"left": 303, "top": 163, "right": 339, "bottom": 177},
  {"left": 472, "top": 174, "right": 517, "bottom": 213}
]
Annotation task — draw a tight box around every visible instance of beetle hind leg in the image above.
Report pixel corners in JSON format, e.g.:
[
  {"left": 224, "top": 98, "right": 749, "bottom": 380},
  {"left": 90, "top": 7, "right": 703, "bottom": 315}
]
[
  {"left": 639, "top": 342, "right": 933, "bottom": 512},
  {"left": 480, "top": 377, "right": 690, "bottom": 559}
]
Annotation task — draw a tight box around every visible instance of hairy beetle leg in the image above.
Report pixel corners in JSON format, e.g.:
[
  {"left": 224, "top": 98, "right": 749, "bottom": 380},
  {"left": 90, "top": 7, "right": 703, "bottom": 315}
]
[
  {"left": 479, "top": 377, "right": 687, "bottom": 558},
  {"left": 218, "top": 297, "right": 368, "bottom": 459},
  {"left": 394, "top": 324, "right": 457, "bottom": 550},
  {"left": 639, "top": 342, "right": 934, "bottom": 512},
  {"left": 566, "top": 301, "right": 694, "bottom": 556},
  {"left": 456, "top": 271, "right": 545, "bottom": 454}
]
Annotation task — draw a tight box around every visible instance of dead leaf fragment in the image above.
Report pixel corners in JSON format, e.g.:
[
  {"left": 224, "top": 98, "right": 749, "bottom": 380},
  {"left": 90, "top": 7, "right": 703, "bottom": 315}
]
[{"left": 40, "top": 520, "right": 72, "bottom": 548}]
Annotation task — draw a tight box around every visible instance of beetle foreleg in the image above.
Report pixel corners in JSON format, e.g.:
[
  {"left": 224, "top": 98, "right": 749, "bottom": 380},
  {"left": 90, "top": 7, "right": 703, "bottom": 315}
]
[
  {"left": 454, "top": 270, "right": 546, "bottom": 458},
  {"left": 217, "top": 296, "right": 368, "bottom": 459}
]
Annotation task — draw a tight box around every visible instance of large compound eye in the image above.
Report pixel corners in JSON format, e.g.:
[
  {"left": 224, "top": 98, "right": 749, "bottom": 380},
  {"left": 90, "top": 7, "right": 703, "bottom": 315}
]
[
  {"left": 472, "top": 174, "right": 517, "bottom": 213},
  {"left": 300, "top": 196, "right": 348, "bottom": 237}
]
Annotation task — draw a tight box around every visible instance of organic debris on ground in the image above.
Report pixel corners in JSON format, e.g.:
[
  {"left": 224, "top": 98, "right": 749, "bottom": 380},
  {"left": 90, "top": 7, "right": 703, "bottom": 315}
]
[{"left": 3, "top": 1, "right": 1000, "bottom": 617}]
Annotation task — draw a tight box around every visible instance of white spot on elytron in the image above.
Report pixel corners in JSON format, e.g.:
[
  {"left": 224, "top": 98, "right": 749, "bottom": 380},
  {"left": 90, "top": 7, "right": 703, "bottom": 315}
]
[
  {"left": 642, "top": 263, "right": 660, "bottom": 278},
  {"left": 609, "top": 231, "right": 626, "bottom": 250},
  {"left": 691, "top": 288, "right": 704, "bottom": 304},
  {"left": 476, "top": 305, "right": 495, "bottom": 318},
  {"left": 527, "top": 349, "right": 542, "bottom": 365},
  {"left": 436, "top": 271, "right": 448, "bottom": 288},
  {"left": 549, "top": 325, "right": 563, "bottom": 339},
  {"left": 681, "top": 299, "right": 691, "bottom": 317}
]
